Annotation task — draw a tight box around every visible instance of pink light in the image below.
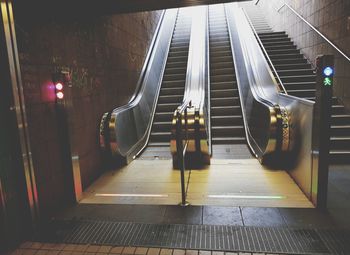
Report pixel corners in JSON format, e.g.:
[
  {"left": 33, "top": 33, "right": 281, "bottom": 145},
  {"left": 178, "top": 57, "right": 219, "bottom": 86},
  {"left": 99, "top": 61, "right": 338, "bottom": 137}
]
[
  {"left": 56, "top": 91, "right": 64, "bottom": 99},
  {"left": 55, "top": 82, "right": 63, "bottom": 90}
]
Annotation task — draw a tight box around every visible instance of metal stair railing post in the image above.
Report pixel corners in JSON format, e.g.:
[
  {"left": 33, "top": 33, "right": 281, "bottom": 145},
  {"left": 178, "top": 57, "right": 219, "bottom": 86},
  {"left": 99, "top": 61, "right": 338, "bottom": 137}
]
[{"left": 176, "top": 105, "right": 190, "bottom": 207}]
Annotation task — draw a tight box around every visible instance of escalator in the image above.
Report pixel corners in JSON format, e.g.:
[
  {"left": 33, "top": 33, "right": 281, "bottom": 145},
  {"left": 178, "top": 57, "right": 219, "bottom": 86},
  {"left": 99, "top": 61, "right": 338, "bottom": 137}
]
[
  {"left": 143, "top": 12, "right": 191, "bottom": 157},
  {"left": 209, "top": 5, "right": 245, "bottom": 146},
  {"left": 100, "top": 9, "right": 191, "bottom": 163},
  {"left": 243, "top": 4, "right": 350, "bottom": 164}
]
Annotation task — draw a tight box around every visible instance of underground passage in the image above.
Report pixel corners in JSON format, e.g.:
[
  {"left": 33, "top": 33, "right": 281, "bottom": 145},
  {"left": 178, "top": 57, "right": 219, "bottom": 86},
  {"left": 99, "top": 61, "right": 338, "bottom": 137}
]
[{"left": 1, "top": 0, "right": 350, "bottom": 254}]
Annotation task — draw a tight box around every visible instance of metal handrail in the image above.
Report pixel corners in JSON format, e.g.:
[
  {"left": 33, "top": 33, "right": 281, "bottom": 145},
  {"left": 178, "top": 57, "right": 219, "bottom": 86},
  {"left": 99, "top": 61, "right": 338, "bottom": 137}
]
[
  {"left": 278, "top": 3, "right": 350, "bottom": 62},
  {"left": 175, "top": 104, "right": 191, "bottom": 206},
  {"left": 242, "top": 8, "right": 288, "bottom": 94},
  {"left": 205, "top": 6, "right": 212, "bottom": 155}
]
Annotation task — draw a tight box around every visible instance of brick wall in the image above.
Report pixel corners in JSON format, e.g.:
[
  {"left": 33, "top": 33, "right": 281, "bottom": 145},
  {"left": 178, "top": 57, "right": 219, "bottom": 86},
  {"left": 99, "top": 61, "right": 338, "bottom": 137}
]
[
  {"left": 15, "top": 9, "right": 162, "bottom": 216},
  {"left": 257, "top": 0, "right": 350, "bottom": 110}
]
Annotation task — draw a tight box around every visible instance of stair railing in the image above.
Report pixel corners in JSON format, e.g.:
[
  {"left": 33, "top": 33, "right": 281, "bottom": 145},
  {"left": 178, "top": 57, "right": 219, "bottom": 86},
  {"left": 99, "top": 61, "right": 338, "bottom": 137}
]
[
  {"left": 174, "top": 102, "right": 193, "bottom": 206},
  {"left": 277, "top": 3, "right": 350, "bottom": 63},
  {"left": 241, "top": 8, "right": 288, "bottom": 94}
]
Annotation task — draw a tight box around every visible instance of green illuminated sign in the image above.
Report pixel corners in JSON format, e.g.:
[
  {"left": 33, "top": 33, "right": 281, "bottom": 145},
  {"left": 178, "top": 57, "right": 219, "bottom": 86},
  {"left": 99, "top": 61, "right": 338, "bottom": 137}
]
[{"left": 323, "top": 77, "right": 332, "bottom": 86}]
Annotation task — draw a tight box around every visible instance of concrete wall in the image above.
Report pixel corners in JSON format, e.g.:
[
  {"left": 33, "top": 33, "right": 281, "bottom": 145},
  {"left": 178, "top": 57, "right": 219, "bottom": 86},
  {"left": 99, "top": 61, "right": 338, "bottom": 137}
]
[
  {"left": 15, "top": 9, "right": 162, "bottom": 216},
  {"left": 257, "top": 0, "right": 350, "bottom": 110}
]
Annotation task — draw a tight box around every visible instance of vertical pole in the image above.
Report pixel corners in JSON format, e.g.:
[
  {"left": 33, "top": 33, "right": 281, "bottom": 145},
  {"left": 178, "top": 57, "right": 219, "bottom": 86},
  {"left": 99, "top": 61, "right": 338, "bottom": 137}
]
[
  {"left": 312, "top": 55, "right": 334, "bottom": 209},
  {"left": 176, "top": 109, "right": 189, "bottom": 206}
]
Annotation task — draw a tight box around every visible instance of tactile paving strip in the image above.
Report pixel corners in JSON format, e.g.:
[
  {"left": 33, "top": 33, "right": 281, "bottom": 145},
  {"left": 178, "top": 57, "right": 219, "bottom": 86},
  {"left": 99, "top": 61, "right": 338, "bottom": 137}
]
[{"left": 43, "top": 220, "right": 350, "bottom": 255}]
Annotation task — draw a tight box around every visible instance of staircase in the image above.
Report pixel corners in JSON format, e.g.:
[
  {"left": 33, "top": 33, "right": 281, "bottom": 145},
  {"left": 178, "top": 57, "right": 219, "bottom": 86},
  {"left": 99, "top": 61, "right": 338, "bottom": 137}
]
[
  {"left": 243, "top": 4, "right": 350, "bottom": 164},
  {"left": 209, "top": 5, "right": 245, "bottom": 147},
  {"left": 148, "top": 10, "right": 191, "bottom": 149}
]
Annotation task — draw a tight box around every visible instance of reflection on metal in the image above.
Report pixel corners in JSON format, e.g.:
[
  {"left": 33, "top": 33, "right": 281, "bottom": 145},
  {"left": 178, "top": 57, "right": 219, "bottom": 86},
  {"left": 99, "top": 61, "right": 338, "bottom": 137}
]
[
  {"left": 278, "top": 3, "right": 350, "bottom": 63},
  {"left": 99, "top": 10, "right": 177, "bottom": 163},
  {"left": 226, "top": 3, "right": 316, "bottom": 203},
  {"left": 171, "top": 6, "right": 210, "bottom": 167},
  {"left": 1, "top": 0, "right": 39, "bottom": 222}
]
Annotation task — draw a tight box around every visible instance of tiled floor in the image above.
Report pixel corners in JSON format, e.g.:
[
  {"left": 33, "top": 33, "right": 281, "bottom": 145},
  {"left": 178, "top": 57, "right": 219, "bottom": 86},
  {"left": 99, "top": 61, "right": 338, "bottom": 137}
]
[
  {"left": 80, "top": 159, "right": 312, "bottom": 208},
  {"left": 9, "top": 242, "right": 286, "bottom": 255}
]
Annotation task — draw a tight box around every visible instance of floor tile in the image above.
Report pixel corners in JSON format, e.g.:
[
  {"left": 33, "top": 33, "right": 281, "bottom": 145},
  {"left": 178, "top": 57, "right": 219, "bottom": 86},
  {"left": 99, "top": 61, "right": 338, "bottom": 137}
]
[
  {"left": 279, "top": 208, "right": 336, "bottom": 228},
  {"left": 135, "top": 247, "right": 149, "bottom": 255},
  {"left": 163, "top": 206, "right": 202, "bottom": 224},
  {"left": 241, "top": 207, "right": 285, "bottom": 227},
  {"left": 147, "top": 248, "right": 160, "bottom": 255},
  {"left": 203, "top": 206, "right": 243, "bottom": 226},
  {"left": 160, "top": 249, "right": 172, "bottom": 255}
]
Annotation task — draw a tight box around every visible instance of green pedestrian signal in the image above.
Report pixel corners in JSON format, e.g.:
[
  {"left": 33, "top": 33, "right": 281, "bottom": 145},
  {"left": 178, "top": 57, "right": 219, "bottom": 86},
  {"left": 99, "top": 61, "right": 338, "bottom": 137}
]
[{"left": 323, "top": 77, "right": 332, "bottom": 86}]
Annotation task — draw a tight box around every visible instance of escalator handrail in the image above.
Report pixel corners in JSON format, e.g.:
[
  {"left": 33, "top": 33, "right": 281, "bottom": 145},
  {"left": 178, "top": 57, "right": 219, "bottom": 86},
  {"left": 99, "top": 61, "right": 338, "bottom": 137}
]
[
  {"left": 111, "top": 10, "right": 165, "bottom": 113},
  {"left": 226, "top": 4, "right": 289, "bottom": 158},
  {"left": 241, "top": 8, "right": 287, "bottom": 95},
  {"left": 172, "top": 6, "right": 210, "bottom": 164},
  {"left": 102, "top": 9, "right": 178, "bottom": 162},
  {"left": 205, "top": 5, "right": 212, "bottom": 155}
]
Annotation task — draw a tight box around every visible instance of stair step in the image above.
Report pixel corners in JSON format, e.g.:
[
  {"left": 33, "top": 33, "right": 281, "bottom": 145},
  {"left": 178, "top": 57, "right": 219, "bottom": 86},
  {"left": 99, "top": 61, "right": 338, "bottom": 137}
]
[
  {"left": 149, "top": 132, "right": 171, "bottom": 142},
  {"left": 211, "top": 115, "right": 243, "bottom": 125},
  {"left": 270, "top": 53, "right": 304, "bottom": 60},
  {"left": 274, "top": 63, "right": 312, "bottom": 70},
  {"left": 210, "top": 50, "right": 233, "bottom": 58},
  {"left": 280, "top": 74, "right": 316, "bottom": 83},
  {"left": 156, "top": 103, "right": 179, "bottom": 112},
  {"left": 212, "top": 137, "right": 246, "bottom": 144},
  {"left": 210, "top": 40, "right": 230, "bottom": 47},
  {"left": 287, "top": 89, "right": 316, "bottom": 98},
  {"left": 211, "top": 125, "right": 245, "bottom": 137},
  {"left": 211, "top": 55, "right": 234, "bottom": 63},
  {"left": 260, "top": 37, "right": 290, "bottom": 43},
  {"left": 160, "top": 87, "right": 185, "bottom": 96},
  {"left": 211, "top": 67, "right": 235, "bottom": 76},
  {"left": 147, "top": 142, "right": 169, "bottom": 147},
  {"left": 211, "top": 61, "right": 234, "bottom": 69},
  {"left": 154, "top": 112, "right": 174, "bottom": 122},
  {"left": 162, "top": 80, "right": 185, "bottom": 88},
  {"left": 332, "top": 115, "right": 350, "bottom": 125},
  {"left": 330, "top": 137, "right": 350, "bottom": 150},
  {"left": 164, "top": 67, "right": 187, "bottom": 75},
  {"left": 283, "top": 81, "right": 316, "bottom": 90},
  {"left": 331, "top": 125, "right": 350, "bottom": 136},
  {"left": 272, "top": 58, "right": 307, "bottom": 65},
  {"left": 158, "top": 95, "right": 183, "bottom": 104},
  {"left": 211, "top": 88, "right": 238, "bottom": 98},
  {"left": 258, "top": 31, "right": 286, "bottom": 37},
  {"left": 278, "top": 69, "right": 315, "bottom": 76},
  {"left": 332, "top": 105, "right": 346, "bottom": 114},
  {"left": 211, "top": 74, "right": 235, "bottom": 83},
  {"left": 210, "top": 45, "right": 231, "bottom": 52},
  {"left": 211, "top": 105, "right": 242, "bottom": 116},
  {"left": 264, "top": 44, "right": 296, "bottom": 51},
  {"left": 211, "top": 97, "right": 240, "bottom": 107},
  {"left": 211, "top": 81, "right": 237, "bottom": 90},
  {"left": 330, "top": 150, "right": 350, "bottom": 164},
  {"left": 152, "top": 121, "right": 172, "bottom": 132}
]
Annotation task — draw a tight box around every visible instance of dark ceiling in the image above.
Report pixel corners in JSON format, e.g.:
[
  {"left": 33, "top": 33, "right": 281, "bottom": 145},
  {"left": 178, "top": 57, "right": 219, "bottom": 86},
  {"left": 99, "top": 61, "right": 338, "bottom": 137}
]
[{"left": 15, "top": 0, "right": 252, "bottom": 17}]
